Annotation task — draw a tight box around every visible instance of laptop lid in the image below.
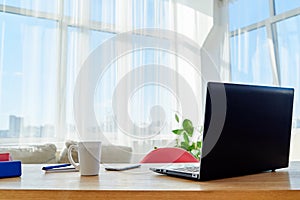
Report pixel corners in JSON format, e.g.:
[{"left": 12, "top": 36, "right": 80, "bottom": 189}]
[{"left": 199, "top": 82, "right": 294, "bottom": 180}]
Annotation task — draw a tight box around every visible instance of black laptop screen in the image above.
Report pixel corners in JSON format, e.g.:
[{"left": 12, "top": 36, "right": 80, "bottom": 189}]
[{"left": 200, "top": 82, "right": 294, "bottom": 180}]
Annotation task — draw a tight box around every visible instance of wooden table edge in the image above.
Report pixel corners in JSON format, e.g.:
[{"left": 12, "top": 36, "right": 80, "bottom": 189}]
[{"left": 1, "top": 189, "right": 300, "bottom": 200}]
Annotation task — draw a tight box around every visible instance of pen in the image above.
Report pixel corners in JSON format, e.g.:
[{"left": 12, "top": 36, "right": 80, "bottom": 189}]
[{"left": 42, "top": 163, "right": 72, "bottom": 170}]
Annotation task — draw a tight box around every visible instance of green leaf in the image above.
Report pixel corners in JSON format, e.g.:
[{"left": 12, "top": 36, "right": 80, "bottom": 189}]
[
  {"left": 175, "top": 114, "right": 180, "bottom": 123},
  {"left": 183, "top": 132, "right": 190, "bottom": 144},
  {"left": 187, "top": 143, "right": 194, "bottom": 151},
  {"left": 197, "top": 141, "right": 202, "bottom": 148},
  {"left": 172, "top": 129, "right": 185, "bottom": 135},
  {"left": 182, "top": 119, "right": 194, "bottom": 137},
  {"left": 180, "top": 141, "right": 189, "bottom": 150}
]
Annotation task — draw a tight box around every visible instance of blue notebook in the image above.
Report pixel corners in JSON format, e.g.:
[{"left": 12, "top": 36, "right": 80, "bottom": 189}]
[{"left": 0, "top": 161, "right": 22, "bottom": 178}]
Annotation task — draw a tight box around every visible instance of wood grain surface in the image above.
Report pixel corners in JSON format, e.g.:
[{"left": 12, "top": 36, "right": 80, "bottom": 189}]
[{"left": 0, "top": 162, "right": 300, "bottom": 200}]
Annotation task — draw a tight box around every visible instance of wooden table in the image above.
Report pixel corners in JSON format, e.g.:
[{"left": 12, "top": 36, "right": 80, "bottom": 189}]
[{"left": 1, "top": 162, "right": 300, "bottom": 200}]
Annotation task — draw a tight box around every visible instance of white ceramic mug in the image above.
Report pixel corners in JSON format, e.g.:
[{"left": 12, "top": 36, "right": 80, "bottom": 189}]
[{"left": 68, "top": 141, "right": 101, "bottom": 176}]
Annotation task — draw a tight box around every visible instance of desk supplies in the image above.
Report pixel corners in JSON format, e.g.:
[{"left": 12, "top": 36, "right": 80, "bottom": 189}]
[
  {"left": 42, "top": 163, "right": 72, "bottom": 170},
  {"left": 42, "top": 163, "right": 79, "bottom": 173},
  {"left": 0, "top": 152, "right": 11, "bottom": 161},
  {"left": 0, "top": 160, "right": 22, "bottom": 178}
]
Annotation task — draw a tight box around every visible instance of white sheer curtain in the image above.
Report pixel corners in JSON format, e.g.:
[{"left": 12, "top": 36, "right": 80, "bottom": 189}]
[
  {"left": 0, "top": 0, "right": 229, "bottom": 161},
  {"left": 0, "top": 1, "right": 59, "bottom": 145}
]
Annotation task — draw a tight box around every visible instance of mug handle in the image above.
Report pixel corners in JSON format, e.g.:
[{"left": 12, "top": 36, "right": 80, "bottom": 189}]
[{"left": 68, "top": 144, "right": 80, "bottom": 170}]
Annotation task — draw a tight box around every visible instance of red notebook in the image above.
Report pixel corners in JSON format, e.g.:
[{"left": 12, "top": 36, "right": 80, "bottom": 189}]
[{"left": 0, "top": 152, "right": 11, "bottom": 161}]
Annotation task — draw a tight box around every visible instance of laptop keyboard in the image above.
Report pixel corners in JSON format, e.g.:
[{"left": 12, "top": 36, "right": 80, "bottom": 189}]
[{"left": 173, "top": 166, "right": 200, "bottom": 173}]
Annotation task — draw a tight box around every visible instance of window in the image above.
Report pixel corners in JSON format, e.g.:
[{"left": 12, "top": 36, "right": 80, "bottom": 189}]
[
  {"left": 3, "top": 0, "right": 59, "bottom": 14},
  {"left": 65, "top": 27, "right": 116, "bottom": 139},
  {"left": 64, "top": 0, "right": 116, "bottom": 24},
  {"left": 274, "top": 0, "right": 300, "bottom": 15},
  {"left": 0, "top": 12, "right": 58, "bottom": 141},
  {"left": 230, "top": 28, "right": 273, "bottom": 84},
  {"left": 229, "top": 0, "right": 269, "bottom": 31}
]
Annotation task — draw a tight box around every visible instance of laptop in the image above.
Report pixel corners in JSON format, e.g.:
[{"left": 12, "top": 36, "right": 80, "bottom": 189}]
[{"left": 150, "top": 82, "right": 294, "bottom": 181}]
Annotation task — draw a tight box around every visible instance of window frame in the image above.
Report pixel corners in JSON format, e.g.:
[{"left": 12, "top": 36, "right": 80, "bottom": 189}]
[{"left": 230, "top": 0, "right": 300, "bottom": 85}]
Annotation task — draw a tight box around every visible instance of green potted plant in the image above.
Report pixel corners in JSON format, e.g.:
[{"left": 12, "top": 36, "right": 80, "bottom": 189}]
[{"left": 172, "top": 113, "right": 202, "bottom": 160}]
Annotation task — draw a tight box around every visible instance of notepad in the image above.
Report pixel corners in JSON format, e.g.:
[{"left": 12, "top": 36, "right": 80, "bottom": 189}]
[{"left": 0, "top": 160, "right": 22, "bottom": 178}]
